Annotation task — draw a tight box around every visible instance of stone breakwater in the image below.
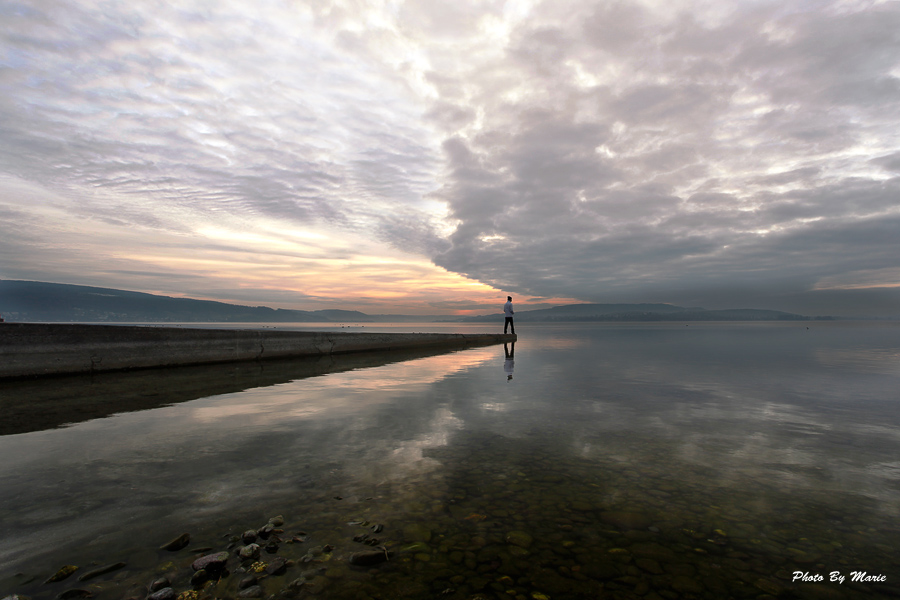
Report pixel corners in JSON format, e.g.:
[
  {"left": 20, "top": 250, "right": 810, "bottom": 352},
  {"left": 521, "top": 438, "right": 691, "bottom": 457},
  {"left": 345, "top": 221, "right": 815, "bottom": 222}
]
[{"left": 0, "top": 323, "right": 516, "bottom": 379}]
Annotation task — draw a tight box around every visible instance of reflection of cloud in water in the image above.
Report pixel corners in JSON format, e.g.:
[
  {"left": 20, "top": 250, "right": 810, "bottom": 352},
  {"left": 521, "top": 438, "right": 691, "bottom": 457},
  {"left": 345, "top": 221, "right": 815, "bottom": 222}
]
[
  {"left": 815, "top": 347, "right": 900, "bottom": 375},
  {"left": 346, "top": 408, "right": 465, "bottom": 486},
  {"left": 535, "top": 338, "right": 589, "bottom": 350},
  {"left": 462, "top": 324, "right": 900, "bottom": 518},
  {"left": 867, "top": 461, "right": 900, "bottom": 480},
  {"left": 189, "top": 347, "right": 496, "bottom": 424},
  {"left": 4, "top": 323, "right": 900, "bottom": 582},
  {"left": 478, "top": 402, "right": 511, "bottom": 412},
  {"left": 0, "top": 345, "right": 497, "bottom": 575}
]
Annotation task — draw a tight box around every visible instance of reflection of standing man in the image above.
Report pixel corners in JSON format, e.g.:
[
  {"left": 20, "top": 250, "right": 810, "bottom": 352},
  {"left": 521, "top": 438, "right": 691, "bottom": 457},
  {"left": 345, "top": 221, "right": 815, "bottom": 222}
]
[
  {"left": 504, "top": 341, "right": 515, "bottom": 381},
  {"left": 503, "top": 296, "right": 515, "bottom": 335}
]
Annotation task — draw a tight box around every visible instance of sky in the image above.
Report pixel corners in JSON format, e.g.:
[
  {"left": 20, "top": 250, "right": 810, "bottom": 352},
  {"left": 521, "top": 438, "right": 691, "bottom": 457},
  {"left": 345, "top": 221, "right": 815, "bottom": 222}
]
[{"left": 1, "top": 0, "right": 899, "bottom": 316}]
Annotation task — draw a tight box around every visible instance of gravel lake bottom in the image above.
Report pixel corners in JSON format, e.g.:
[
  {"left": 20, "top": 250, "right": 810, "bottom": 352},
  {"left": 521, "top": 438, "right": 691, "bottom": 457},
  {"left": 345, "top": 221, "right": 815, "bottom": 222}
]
[{"left": 1, "top": 321, "right": 899, "bottom": 600}]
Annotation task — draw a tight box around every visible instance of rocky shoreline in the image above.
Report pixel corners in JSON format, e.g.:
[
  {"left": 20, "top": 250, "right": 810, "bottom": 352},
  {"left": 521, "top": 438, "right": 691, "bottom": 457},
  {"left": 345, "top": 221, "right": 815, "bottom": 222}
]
[
  {"left": 5, "top": 457, "right": 899, "bottom": 600},
  {"left": 5, "top": 511, "right": 400, "bottom": 600}
]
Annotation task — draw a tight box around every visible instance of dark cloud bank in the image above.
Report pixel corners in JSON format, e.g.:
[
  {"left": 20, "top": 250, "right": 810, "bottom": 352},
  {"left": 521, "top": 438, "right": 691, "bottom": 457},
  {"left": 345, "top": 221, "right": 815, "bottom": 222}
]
[{"left": 419, "top": 1, "right": 900, "bottom": 316}]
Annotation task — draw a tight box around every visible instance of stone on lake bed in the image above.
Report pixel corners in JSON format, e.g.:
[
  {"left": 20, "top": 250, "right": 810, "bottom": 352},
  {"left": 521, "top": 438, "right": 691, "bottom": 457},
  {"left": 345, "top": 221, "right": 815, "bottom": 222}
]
[
  {"left": 583, "top": 563, "right": 621, "bottom": 581},
  {"left": 349, "top": 550, "right": 392, "bottom": 566},
  {"left": 159, "top": 533, "right": 190, "bottom": 552},
  {"left": 599, "top": 511, "right": 652, "bottom": 530},
  {"left": 400, "top": 542, "right": 429, "bottom": 553},
  {"left": 239, "top": 544, "right": 261, "bottom": 560},
  {"left": 505, "top": 531, "right": 533, "bottom": 548},
  {"left": 257, "top": 525, "right": 275, "bottom": 539},
  {"left": 670, "top": 575, "right": 705, "bottom": 594},
  {"left": 265, "top": 557, "right": 288, "bottom": 575},
  {"left": 628, "top": 542, "right": 677, "bottom": 562},
  {"left": 237, "top": 586, "right": 264, "bottom": 599},
  {"left": 402, "top": 523, "right": 431, "bottom": 542},
  {"left": 147, "top": 588, "right": 175, "bottom": 600},
  {"left": 149, "top": 577, "right": 170, "bottom": 592},
  {"left": 793, "top": 584, "right": 848, "bottom": 600},
  {"left": 191, "top": 552, "right": 230, "bottom": 572},
  {"left": 56, "top": 589, "right": 93, "bottom": 599},
  {"left": 241, "top": 530, "right": 258, "bottom": 544},
  {"left": 77, "top": 562, "right": 126, "bottom": 582},
  {"left": 635, "top": 558, "right": 664, "bottom": 574},
  {"left": 45, "top": 565, "right": 78, "bottom": 583},
  {"left": 189, "top": 569, "right": 208, "bottom": 586},
  {"left": 755, "top": 578, "right": 783, "bottom": 595}
]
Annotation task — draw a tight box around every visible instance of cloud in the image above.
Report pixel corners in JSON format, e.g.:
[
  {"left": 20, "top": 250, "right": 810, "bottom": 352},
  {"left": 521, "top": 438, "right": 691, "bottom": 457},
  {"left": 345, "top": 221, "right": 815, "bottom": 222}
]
[
  {"left": 418, "top": 0, "right": 900, "bottom": 313},
  {"left": 872, "top": 151, "right": 900, "bottom": 173},
  {"left": 0, "top": 0, "right": 445, "bottom": 246},
  {"left": 1, "top": 0, "right": 898, "bottom": 315}
]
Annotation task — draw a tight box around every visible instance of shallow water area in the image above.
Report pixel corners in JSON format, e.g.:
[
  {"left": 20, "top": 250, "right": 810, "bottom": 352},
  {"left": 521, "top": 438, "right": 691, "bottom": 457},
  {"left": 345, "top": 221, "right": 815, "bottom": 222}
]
[{"left": 1, "top": 322, "right": 899, "bottom": 600}]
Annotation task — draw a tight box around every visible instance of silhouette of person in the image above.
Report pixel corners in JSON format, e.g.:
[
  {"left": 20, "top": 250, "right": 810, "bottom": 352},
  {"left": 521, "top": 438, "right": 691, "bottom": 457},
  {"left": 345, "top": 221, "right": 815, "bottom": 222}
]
[
  {"left": 503, "top": 296, "right": 515, "bottom": 335},
  {"left": 504, "top": 341, "right": 515, "bottom": 381}
]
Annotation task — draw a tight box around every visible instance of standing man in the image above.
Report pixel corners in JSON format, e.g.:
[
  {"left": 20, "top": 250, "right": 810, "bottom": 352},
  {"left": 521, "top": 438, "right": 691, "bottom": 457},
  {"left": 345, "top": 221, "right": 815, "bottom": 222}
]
[{"left": 503, "top": 296, "right": 515, "bottom": 335}]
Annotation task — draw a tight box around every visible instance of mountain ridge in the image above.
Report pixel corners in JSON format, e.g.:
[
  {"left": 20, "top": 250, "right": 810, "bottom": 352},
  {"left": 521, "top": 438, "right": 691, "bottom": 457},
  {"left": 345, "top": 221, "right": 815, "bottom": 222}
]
[{"left": 0, "top": 280, "right": 825, "bottom": 323}]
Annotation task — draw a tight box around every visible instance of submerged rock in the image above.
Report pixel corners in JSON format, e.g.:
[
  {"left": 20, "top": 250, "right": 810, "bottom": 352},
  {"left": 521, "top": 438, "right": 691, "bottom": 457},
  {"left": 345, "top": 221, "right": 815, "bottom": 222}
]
[
  {"left": 148, "top": 577, "right": 170, "bottom": 593},
  {"left": 402, "top": 523, "right": 431, "bottom": 543},
  {"left": 600, "top": 511, "right": 652, "bottom": 531},
  {"left": 629, "top": 542, "right": 677, "bottom": 562},
  {"left": 237, "top": 586, "right": 264, "bottom": 599},
  {"left": 146, "top": 588, "right": 175, "bottom": 600},
  {"left": 191, "top": 552, "right": 229, "bottom": 572},
  {"left": 349, "top": 550, "right": 392, "bottom": 566},
  {"left": 239, "top": 544, "right": 261, "bottom": 560},
  {"left": 189, "top": 569, "right": 208, "bottom": 586},
  {"left": 159, "top": 534, "right": 190, "bottom": 552},
  {"left": 671, "top": 575, "right": 705, "bottom": 594},
  {"left": 55, "top": 590, "right": 92, "bottom": 600},
  {"left": 265, "top": 557, "right": 288, "bottom": 576},
  {"left": 241, "top": 530, "right": 258, "bottom": 545},
  {"left": 45, "top": 565, "right": 78, "bottom": 584},
  {"left": 505, "top": 531, "right": 533, "bottom": 548},
  {"left": 77, "top": 563, "right": 125, "bottom": 582}
]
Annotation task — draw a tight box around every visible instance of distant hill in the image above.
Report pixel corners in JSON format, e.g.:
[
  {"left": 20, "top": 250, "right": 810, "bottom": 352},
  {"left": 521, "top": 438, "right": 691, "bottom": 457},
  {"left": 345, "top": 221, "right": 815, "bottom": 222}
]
[
  {"left": 0, "top": 280, "right": 327, "bottom": 323},
  {"left": 0, "top": 280, "right": 821, "bottom": 323},
  {"left": 0, "top": 280, "right": 455, "bottom": 323}
]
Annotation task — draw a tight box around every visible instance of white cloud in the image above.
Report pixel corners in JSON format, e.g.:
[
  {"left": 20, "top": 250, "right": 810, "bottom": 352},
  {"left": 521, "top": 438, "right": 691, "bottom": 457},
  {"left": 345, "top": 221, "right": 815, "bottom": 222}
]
[{"left": 1, "top": 0, "right": 899, "bottom": 315}]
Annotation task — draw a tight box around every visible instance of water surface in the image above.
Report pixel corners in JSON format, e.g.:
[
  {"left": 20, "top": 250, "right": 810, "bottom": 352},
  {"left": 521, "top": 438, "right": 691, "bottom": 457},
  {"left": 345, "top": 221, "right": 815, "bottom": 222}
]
[{"left": 2, "top": 322, "right": 898, "bottom": 599}]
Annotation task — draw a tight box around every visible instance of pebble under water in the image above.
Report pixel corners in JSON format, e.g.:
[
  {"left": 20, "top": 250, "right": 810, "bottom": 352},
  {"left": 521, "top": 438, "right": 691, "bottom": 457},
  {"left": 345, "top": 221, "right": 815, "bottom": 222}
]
[{"left": 2, "top": 322, "right": 899, "bottom": 600}]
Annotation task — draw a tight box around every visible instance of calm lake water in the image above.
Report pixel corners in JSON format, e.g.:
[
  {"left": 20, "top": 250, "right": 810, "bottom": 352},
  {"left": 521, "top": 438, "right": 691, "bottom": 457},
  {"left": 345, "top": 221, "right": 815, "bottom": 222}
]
[{"left": 1, "top": 322, "right": 899, "bottom": 600}]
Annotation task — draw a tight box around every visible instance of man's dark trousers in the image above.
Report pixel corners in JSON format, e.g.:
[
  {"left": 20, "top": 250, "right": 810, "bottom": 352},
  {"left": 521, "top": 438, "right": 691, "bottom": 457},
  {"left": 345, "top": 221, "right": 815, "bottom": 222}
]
[{"left": 504, "top": 317, "right": 515, "bottom": 335}]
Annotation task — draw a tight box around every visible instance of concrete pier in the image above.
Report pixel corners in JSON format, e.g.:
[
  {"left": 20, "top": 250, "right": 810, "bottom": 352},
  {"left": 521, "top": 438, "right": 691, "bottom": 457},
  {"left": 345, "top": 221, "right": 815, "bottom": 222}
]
[{"left": 0, "top": 323, "right": 516, "bottom": 379}]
